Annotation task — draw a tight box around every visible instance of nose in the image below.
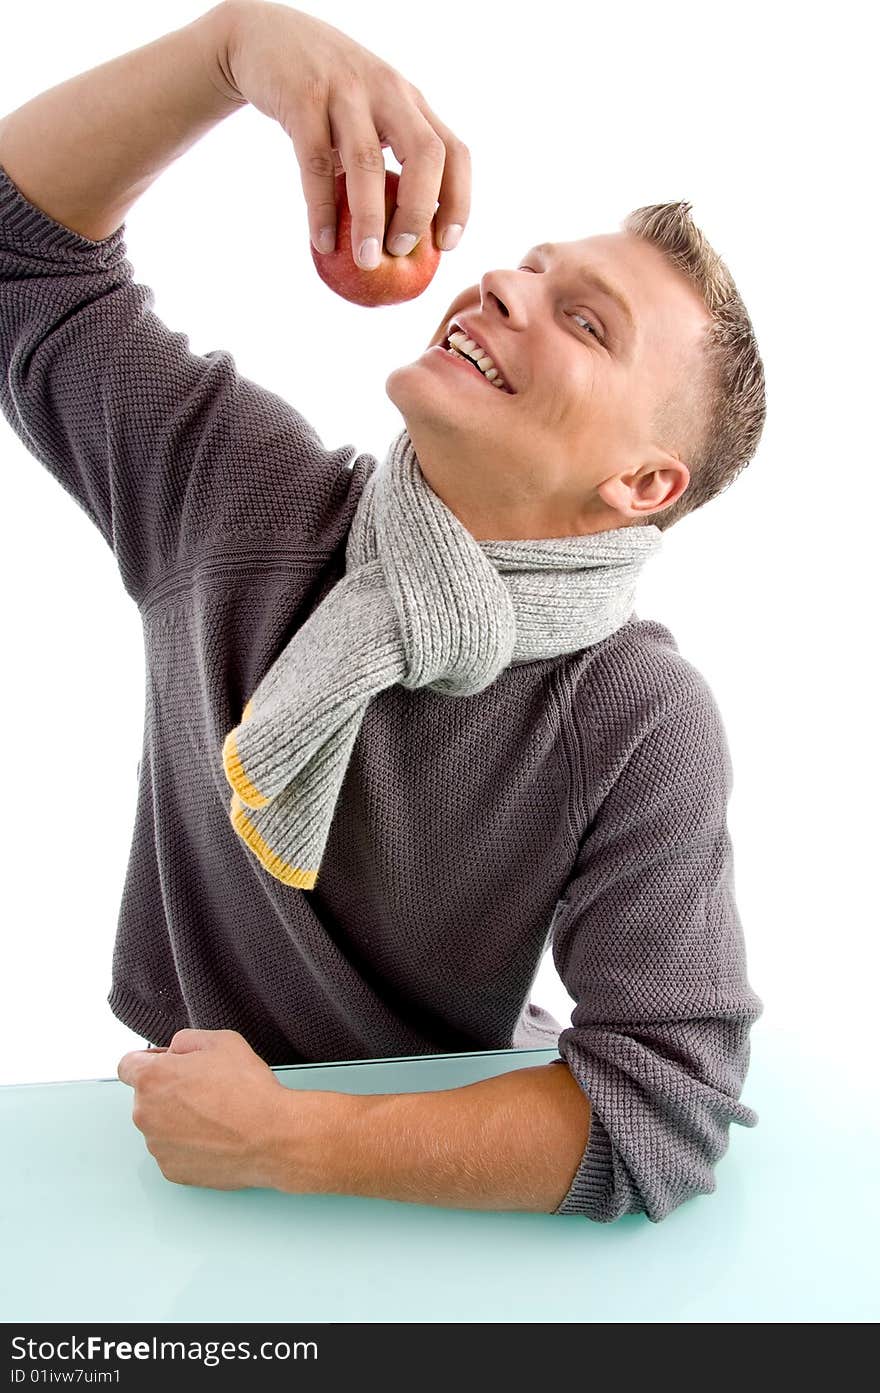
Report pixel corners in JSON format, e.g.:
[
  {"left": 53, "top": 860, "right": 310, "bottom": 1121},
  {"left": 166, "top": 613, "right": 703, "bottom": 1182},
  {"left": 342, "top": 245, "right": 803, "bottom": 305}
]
[
  {"left": 481, "top": 287, "right": 510, "bottom": 320},
  {"left": 426, "top": 265, "right": 524, "bottom": 352},
  {"left": 479, "top": 267, "right": 525, "bottom": 326}
]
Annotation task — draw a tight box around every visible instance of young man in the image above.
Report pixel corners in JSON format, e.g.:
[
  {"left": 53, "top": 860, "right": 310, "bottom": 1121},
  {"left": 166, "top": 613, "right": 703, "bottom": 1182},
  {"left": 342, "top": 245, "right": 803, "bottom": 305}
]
[{"left": 0, "top": 1, "right": 765, "bottom": 1222}]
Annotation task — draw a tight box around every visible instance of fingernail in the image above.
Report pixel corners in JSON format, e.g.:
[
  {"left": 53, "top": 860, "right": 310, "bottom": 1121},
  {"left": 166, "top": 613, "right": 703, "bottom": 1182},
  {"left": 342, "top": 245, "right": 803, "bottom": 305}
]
[
  {"left": 388, "top": 233, "right": 418, "bottom": 257},
  {"left": 317, "top": 226, "right": 335, "bottom": 254},
  {"left": 358, "top": 237, "right": 381, "bottom": 269},
  {"left": 441, "top": 224, "right": 463, "bottom": 251}
]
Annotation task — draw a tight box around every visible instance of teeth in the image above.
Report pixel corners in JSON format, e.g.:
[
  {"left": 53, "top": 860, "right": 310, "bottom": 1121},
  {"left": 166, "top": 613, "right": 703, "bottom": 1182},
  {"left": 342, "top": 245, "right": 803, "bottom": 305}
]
[{"left": 447, "top": 330, "right": 512, "bottom": 392}]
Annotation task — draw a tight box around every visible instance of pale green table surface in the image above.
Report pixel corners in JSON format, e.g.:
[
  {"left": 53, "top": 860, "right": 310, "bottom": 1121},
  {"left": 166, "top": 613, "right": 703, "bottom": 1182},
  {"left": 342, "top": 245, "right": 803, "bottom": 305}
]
[{"left": 0, "top": 1020, "right": 876, "bottom": 1323}]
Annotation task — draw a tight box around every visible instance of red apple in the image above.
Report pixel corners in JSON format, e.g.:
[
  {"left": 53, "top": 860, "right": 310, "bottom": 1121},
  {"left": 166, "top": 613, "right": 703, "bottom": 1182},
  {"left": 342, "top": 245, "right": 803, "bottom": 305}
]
[{"left": 310, "top": 168, "right": 442, "bottom": 307}]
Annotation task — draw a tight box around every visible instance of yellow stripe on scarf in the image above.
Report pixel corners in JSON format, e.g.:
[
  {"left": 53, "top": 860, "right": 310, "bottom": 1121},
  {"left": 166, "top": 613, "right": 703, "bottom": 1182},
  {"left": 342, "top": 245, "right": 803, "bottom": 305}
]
[
  {"left": 229, "top": 791, "right": 318, "bottom": 890},
  {"left": 221, "top": 698, "right": 269, "bottom": 807}
]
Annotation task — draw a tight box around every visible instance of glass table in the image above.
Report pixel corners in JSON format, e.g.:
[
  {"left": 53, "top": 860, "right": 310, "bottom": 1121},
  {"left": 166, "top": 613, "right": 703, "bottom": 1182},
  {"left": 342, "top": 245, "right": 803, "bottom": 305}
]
[{"left": 0, "top": 1023, "right": 875, "bottom": 1322}]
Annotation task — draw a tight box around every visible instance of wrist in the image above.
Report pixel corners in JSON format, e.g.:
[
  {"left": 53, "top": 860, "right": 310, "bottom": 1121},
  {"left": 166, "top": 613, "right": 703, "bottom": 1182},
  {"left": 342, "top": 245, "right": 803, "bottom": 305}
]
[
  {"left": 268, "top": 1084, "right": 375, "bottom": 1196},
  {"left": 198, "top": 0, "right": 253, "bottom": 109}
]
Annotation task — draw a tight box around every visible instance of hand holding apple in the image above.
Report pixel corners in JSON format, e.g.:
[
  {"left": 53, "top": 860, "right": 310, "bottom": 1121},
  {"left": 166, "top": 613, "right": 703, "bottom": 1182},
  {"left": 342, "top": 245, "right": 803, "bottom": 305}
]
[
  {"left": 310, "top": 168, "right": 442, "bottom": 306},
  {"left": 223, "top": 2, "right": 470, "bottom": 277}
]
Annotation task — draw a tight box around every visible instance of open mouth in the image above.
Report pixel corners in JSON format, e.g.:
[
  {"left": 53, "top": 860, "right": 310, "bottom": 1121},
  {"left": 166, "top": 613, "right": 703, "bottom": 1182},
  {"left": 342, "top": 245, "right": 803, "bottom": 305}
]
[{"left": 439, "top": 335, "right": 515, "bottom": 394}]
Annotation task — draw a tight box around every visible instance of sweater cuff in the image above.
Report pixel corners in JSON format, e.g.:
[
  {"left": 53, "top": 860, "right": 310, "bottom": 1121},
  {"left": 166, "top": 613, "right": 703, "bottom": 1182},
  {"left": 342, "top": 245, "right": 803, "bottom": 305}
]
[
  {"left": 0, "top": 163, "right": 127, "bottom": 264},
  {"left": 552, "top": 1108, "right": 615, "bottom": 1217}
]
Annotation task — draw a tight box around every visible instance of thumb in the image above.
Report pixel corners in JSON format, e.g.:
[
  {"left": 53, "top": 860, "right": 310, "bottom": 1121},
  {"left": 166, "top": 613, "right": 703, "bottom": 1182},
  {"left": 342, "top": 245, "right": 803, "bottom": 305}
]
[{"left": 168, "top": 1028, "right": 218, "bottom": 1055}]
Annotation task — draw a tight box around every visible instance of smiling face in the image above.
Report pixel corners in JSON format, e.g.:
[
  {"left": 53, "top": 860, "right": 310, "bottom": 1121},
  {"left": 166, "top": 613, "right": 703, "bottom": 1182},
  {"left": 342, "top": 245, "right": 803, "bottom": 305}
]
[{"left": 384, "top": 231, "right": 713, "bottom": 540}]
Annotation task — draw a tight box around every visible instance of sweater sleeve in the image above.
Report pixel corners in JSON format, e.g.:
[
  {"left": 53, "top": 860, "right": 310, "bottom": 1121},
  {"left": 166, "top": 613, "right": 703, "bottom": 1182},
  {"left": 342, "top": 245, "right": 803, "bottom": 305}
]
[
  {"left": 0, "top": 164, "right": 365, "bottom": 607},
  {"left": 550, "top": 684, "right": 764, "bottom": 1223}
]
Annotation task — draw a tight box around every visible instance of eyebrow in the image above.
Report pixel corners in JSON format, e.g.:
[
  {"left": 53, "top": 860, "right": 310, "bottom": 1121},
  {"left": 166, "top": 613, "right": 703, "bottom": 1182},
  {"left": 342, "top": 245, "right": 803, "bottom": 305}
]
[{"left": 530, "top": 243, "right": 637, "bottom": 339}]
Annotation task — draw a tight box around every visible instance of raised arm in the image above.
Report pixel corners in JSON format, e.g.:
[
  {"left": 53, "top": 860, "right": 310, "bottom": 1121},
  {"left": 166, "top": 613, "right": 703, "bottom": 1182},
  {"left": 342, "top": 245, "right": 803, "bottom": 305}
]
[
  {"left": 0, "top": 3, "right": 245, "bottom": 243},
  {"left": 0, "top": 0, "right": 470, "bottom": 260},
  {"left": 0, "top": 4, "right": 470, "bottom": 603}
]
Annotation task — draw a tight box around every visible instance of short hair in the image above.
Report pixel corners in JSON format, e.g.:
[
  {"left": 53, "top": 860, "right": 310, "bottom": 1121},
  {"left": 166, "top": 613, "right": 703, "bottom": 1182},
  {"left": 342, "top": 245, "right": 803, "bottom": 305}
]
[{"left": 621, "top": 200, "right": 767, "bottom": 531}]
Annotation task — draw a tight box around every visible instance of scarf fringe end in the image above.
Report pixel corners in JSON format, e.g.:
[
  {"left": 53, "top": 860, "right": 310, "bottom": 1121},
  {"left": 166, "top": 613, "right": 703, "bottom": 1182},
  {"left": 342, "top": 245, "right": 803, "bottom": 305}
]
[
  {"left": 222, "top": 699, "right": 270, "bottom": 809},
  {"left": 229, "top": 791, "right": 318, "bottom": 890}
]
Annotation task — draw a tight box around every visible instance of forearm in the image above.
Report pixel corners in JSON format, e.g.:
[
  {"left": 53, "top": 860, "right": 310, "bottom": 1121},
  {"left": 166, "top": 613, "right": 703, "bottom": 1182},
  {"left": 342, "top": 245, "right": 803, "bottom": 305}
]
[
  {"left": 287, "top": 1060, "right": 592, "bottom": 1213},
  {"left": 0, "top": 0, "right": 246, "bottom": 241}
]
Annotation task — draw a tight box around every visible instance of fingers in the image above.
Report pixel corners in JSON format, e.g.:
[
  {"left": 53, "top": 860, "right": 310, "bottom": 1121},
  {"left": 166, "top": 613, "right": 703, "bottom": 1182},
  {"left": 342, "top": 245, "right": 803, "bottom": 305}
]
[
  {"left": 289, "top": 68, "right": 470, "bottom": 268},
  {"left": 403, "top": 89, "right": 472, "bottom": 253},
  {"left": 329, "top": 84, "right": 393, "bottom": 267},
  {"left": 375, "top": 86, "right": 447, "bottom": 256},
  {"left": 287, "top": 95, "right": 344, "bottom": 257}
]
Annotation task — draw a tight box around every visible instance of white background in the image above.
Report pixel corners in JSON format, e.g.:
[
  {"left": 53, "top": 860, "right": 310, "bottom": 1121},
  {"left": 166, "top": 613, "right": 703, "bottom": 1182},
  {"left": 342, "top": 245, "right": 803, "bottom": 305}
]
[{"left": 0, "top": 0, "right": 875, "bottom": 1086}]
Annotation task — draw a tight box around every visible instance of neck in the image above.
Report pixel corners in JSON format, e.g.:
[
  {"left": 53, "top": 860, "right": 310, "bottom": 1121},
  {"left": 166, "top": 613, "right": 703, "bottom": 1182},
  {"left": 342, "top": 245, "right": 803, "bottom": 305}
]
[{"left": 402, "top": 422, "right": 631, "bottom": 542}]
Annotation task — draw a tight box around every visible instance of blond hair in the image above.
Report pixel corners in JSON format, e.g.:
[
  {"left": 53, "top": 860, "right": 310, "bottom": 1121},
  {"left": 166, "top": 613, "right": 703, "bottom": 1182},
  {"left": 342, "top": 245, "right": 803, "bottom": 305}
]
[{"left": 621, "top": 201, "right": 767, "bottom": 531}]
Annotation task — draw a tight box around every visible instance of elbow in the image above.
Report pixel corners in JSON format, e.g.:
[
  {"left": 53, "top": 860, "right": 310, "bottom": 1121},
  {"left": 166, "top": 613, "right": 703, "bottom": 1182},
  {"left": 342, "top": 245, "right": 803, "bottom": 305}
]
[{"left": 556, "top": 1109, "right": 746, "bottom": 1225}]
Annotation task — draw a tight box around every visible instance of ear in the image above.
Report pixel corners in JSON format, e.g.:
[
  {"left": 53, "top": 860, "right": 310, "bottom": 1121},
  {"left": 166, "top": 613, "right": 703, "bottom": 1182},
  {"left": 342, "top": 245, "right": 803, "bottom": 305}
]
[{"left": 425, "top": 282, "right": 481, "bottom": 350}]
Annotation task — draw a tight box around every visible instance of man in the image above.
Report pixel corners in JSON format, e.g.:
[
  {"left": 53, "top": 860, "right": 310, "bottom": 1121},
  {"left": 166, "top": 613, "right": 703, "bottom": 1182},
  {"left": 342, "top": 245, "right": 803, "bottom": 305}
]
[{"left": 0, "top": 0, "right": 765, "bottom": 1222}]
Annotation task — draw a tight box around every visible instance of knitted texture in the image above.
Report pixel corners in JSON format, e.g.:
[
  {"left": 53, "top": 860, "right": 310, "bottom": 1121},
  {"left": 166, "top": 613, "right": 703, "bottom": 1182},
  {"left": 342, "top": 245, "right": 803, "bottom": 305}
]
[
  {"left": 0, "top": 163, "right": 764, "bottom": 1223},
  {"left": 221, "top": 427, "right": 663, "bottom": 888}
]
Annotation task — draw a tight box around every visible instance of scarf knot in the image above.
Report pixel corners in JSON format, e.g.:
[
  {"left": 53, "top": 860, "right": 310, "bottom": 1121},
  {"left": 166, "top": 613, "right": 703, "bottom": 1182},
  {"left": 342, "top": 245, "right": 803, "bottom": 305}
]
[
  {"left": 221, "top": 429, "right": 663, "bottom": 889},
  {"left": 356, "top": 431, "right": 517, "bottom": 696}
]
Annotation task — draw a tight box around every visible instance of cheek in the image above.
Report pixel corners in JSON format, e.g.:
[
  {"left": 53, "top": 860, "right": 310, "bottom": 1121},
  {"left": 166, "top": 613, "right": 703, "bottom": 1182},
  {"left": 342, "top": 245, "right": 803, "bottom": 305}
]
[
  {"left": 545, "top": 368, "right": 605, "bottom": 433},
  {"left": 579, "top": 364, "right": 628, "bottom": 426}
]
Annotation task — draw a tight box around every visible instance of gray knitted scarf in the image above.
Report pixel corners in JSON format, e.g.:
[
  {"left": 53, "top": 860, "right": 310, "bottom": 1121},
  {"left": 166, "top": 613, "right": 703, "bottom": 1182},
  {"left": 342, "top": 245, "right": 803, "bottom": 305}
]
[{"left": 221, "top": 428, "right": 663, "bottom": 889}]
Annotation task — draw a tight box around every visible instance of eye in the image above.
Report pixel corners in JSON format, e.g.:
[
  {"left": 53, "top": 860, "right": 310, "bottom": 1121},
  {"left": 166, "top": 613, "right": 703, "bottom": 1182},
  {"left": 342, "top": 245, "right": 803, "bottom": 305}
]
[
  {"left": 517, "top": 266, "right": 605, "bottom": 344},
  {"left": 570, "top": 312, "right": 604, "bottom": 342}
]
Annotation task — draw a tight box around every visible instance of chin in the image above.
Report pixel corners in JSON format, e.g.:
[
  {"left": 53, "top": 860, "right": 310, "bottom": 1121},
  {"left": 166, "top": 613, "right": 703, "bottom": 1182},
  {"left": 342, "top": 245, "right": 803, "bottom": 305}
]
[
  {"left": 385, "top": 358, "right": 418, "bottom": 396},
  {"left": 384, "top": 362, "right": 446, "bottom": 426}
]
